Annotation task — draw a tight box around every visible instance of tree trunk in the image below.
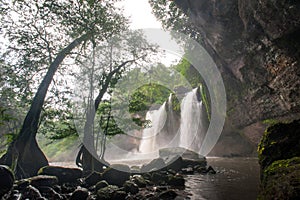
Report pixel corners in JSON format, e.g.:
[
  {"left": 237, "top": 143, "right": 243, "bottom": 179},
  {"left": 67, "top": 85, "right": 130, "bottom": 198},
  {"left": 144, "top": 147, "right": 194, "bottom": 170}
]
[
  {"left": 77, "top": 60, "right": 134, "bottom": 174},
  {"left": 0, "top": 34, "right": 90, "bottom": 179}
]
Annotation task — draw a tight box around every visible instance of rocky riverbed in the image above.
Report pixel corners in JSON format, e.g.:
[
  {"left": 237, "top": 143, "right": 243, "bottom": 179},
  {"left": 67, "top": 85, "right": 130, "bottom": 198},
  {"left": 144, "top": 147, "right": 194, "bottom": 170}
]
[{"left": 1, "top": 147, "right": 217, "bottom": 200}]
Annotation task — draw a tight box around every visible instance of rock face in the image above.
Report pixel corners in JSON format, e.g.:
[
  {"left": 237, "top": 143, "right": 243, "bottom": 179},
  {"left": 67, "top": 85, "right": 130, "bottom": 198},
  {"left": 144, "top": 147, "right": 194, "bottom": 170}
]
[
  {"left": 258, "top": 120, "right": 300, "bottom": 199},
  {"left": 173, "top": 0, "right": 300, "bottom": 156}
]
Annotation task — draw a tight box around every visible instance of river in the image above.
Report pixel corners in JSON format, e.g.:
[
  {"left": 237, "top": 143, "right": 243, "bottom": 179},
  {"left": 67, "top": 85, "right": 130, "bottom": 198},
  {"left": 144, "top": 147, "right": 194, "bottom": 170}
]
[
  {"left": 185, "top": 157, "right": 260, "bottom": 200},
  {"left": 50, "top": 157, "right": 260, "bottom": 200}
]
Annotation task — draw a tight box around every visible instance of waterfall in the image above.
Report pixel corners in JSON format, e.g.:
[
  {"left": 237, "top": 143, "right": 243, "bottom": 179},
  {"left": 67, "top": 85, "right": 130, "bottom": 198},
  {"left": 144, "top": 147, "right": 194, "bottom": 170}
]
[
  {"left": 179, "top": 88, "right": 205, "bottom": 153},
  {"left": 138, "top": 87, "right": 206, "bottom": 155},
  {"left": 139, "top": 102, "right": 167, "bottom": 153}
]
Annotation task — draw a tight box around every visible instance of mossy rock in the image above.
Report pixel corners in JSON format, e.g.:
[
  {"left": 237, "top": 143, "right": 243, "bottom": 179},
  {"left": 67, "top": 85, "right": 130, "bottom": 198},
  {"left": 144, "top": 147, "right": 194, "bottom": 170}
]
[
  {"left": 258, "top": 119, "right": 300, "bottom": 170},
  {"left": 259, "top": 157, "right": 300, "bottom": 199}
]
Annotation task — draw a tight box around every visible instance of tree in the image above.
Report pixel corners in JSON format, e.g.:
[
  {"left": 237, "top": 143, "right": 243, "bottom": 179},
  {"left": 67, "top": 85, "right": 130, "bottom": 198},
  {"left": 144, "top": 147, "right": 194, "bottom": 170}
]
[
  {"left": 148, "top": 0, "right": 201, "bottom": 41},
  {"left": 0, "top": 0, "right": 127, "bottom": 178},
  {"left": 74, "top": 30, "right": 158, "bottom": 173}
]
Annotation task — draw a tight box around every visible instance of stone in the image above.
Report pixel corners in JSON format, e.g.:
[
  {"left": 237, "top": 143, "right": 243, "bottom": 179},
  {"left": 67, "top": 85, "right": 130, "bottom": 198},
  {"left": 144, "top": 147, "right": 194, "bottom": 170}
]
[
  {"left": 167, "top": 174, "right": 185, "bottom": 187},
  {"left": 151, "top": 171, "right": 168, "bottom": 185},
  {"left": 206, "top": 166, "right": 216, "bottom": 174},
  {"left": 96, "top": 185, "right": 119, "bottom": 200},
  {"left": 123, "top": 181, "right": 139, "bottom": 194},
  {"left": 95, "top": 180, "right": 109, "bottom": 190},
  {"left": 181, "top": 167, "right": 194, "bottom": 174},
  {"left": 131, "top": 175, "right": 147, "bottom": 188},
  {"left": 70, "top": 187, "right": 89, "bottom": 200},
  {"left": 258, "top": 120, "right": 300, "bottom": 170},
  {"left": 84, "top": 171, "right": 102, "bottom": 187},
  {"left": 163, "top": 155, "right": 183, "bottom": 172},
  {"left": 159, "top": 147, "right": 205, "bottom": 160},
  {"left": 112, "top": 191, "right": 127, "bottom": 200},
  {"left": 158, "top": 190, "right": 178, "bottom": 199},
  {"left": 29, "top": 175, "right": 58, "bottom": 188},
  {"left": 38, "top": 186, "right": 64, "bottom": 200},
  {"left": 140, "top": 158, "right": 166, "bottom": 172},
  {"left": 182, "top": 158, "right": 207, "bottom": 168},
  {"left": 102, "top": 164, "right": 130, "bottom": 187},
  {"left": 24, "top": 185, "right": 43, "bottom": 199},
  {"left": 259, "top": 157, "right": 300, "bottom": 199},
  {"left": 38, "top": 166, "right": 82, "bottom": 184},
  {"left": 0, "top": 165, "right": 14, "bottom": 197}
]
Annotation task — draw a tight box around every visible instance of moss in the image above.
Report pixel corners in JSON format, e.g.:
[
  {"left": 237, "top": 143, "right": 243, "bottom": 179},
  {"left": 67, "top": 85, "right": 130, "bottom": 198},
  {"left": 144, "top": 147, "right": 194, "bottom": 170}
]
[
  {"left": 258, "top": 157, "right": 300, "bottom": 200},
  {"left": 258, "top": 119, "right": 300, "bottom": 170}
]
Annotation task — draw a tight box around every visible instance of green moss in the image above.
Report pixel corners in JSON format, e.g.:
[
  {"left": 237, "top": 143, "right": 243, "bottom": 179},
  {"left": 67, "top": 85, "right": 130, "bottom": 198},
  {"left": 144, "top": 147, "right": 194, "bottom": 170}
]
[
  {"left": 257, "top": 119, "right": 300, "bottom": 170},
  {"left": 259, "top": 157, "right": 300, "bottom": 200}
]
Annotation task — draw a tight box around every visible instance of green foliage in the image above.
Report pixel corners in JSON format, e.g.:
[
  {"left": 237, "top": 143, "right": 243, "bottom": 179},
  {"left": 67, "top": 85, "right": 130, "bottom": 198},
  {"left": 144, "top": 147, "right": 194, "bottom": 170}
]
[
  {"left": 173, "top": 58, "right": 203, "bottom": 88},
  {"left": 149, "top": 0, "right": 201, "bottom": 41},
  {"left": 97, "top": 101, "right": 124, "bottom": 136}
]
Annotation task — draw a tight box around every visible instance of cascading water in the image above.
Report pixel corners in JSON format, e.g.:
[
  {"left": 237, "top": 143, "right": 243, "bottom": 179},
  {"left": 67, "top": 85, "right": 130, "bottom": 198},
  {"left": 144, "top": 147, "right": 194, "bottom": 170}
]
[
  {"left": 138, "top": 87, "right": 207, "bottom": 155},
  {"left": 139, "top": 102, "right": 167, "bottom": 153},
  {"left": 179, "top": 88, "right": 205, "bottom": 153}
]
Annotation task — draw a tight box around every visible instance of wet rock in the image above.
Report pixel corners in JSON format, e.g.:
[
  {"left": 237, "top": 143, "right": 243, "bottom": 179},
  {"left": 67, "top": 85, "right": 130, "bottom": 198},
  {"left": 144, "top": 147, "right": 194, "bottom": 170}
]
[
  {"left": 38, "top": 166, "right": 82, "bottom": 184},
  {"left": 159, "top": 147, "right": 205, "bottom": 160},
  {"left": 151, "top": 171, "right": 168, "bottom": 185},
  {"left": 102, "top": 164, "right": 130, "bottom": 187},
  {"left": 38, "top": 186, "right": 64, "bottom": 200},
  {"left": 70, "top": 187, "right": 89, "bottom": 200},
  {"left": 95, "top": 180, "right": 109, "bottom": 190},
  {"left": 0, "top": 165, "right": 14, "bottom": 197},
  {"left": 181, "top": 167, "right": 194, "bottom": 174},
  {"left": 24, "top": 185, "right": 43, "bottom": 199},
  {"left": 167, "top": 174, "right": 185, "bottom": 187},
  {"left": 29, "top": 175, "right": 58, "bottom": 188},
  {"left": 206, "top": 166, "right": 216, "bottom": 174},
  {"left": 96, "top": 185, "right": 119, "bottom": 200},
  {"left": 123, "top": 181, "right": 139, "bottom": 194},
  {"left": 158, "top": 190, "right": 178, "bottom": 199},
  {"left": 131, "top": 175, "right": 147, "bottom": 188},
  {"left": 258, "top": 119, "right": 300, "bottom": 170},
  {"left": 113, "top": 191, "right": 127, "bottom": 200},
  {"left": 163, "top": 155, "right": 183, "bottom": 172},
  {"left": 182, "top": 158, "right": 207, "bottom": 168},
  {"left": 259, "top": 157, "right": 300, "bottom": 200},
  {"left": 84, "top": 171, "right": 102, "bottom": 187},
  {"left": 141, "top": 158, "right": 166, "bottom": 172}
]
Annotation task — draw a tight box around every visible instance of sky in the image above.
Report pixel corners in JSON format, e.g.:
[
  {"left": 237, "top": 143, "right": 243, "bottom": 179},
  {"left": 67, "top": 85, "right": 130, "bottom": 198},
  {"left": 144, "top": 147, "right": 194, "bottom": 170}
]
[
  {"left": 116, "top": 0, "right": 162, "bottom": 29},
  {"left": 117, "top": 0, "right": 184, "bottom": 66}
]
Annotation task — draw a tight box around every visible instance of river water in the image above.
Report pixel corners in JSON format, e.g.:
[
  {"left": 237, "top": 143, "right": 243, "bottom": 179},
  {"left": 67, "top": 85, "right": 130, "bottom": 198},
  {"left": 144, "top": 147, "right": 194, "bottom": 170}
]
[
  {"left": 50, "top": 157, "right": 260, "bottom": 200},
  {"left": 185, "top": 157, "right": 260, "bottom": 200}
]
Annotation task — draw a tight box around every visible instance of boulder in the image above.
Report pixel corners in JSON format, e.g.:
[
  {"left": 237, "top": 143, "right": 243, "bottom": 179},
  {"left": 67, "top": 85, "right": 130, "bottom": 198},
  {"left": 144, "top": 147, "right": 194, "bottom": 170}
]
[
  {"left": 140, "top": 158, "right": 166, "bottom": 172},
  {"left": 97, "top": 185, "right": 120, "bottom": 200},
  {"left": 84, "top": 171, "right": 102, "bottom": 187},
  {"left": 24, "top": 185, "right": 43, "bottom": 199},
  {"left": 158, "top": 190, "right": 178, "bottom": 199},
  {"left": 259, "top": 157, "right": 300, "bottom": 199},
  {"left": 258, "top": 120, "right": 300, "bottom": 199},
  {"left": 29, "top": 175, "right": 58, "bottom": 188},
  {"left": 167, "top": 174, "right": 185, "bottom": 187},
  {"left": 96, "top": 180, "right": 109, "bottom": 191},
  {"left": 131, "top": 175, "right": 147, "bottom": 188},
  {"left": 102, "top": 164, "right": 130, "bottom": 187},
  {"left": 0, "top": 165, "right": 14, "bottom": 197},
  {"left": 37, "top": 186, "right": 64, "bottom": 200},
  {"left": 70, "top": 187, "right": 89, "bottom": 200},
  {"left": 38, "top": 166, "right": 82, "bottom": 184},
  {"left": 123, "top": 181, "right": 139, "bottom": 194},
  {"left": 258, "top": 120, "right": 300, "bottom": 170},
  {"left": 151, "top": 171, "right": 168, "bottom": 185},
  {"left": 159, "top": 147, "right": 205, "bottom": 160},
  {"left": 163, "top": 155, "right": 183, "bottom": 172}
]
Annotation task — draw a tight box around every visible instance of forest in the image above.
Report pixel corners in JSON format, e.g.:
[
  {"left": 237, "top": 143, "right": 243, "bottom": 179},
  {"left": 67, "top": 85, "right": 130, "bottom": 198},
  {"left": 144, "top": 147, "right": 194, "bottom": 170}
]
[{"left": 1, "top": 0, "right": 300, "bottom": 200}]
